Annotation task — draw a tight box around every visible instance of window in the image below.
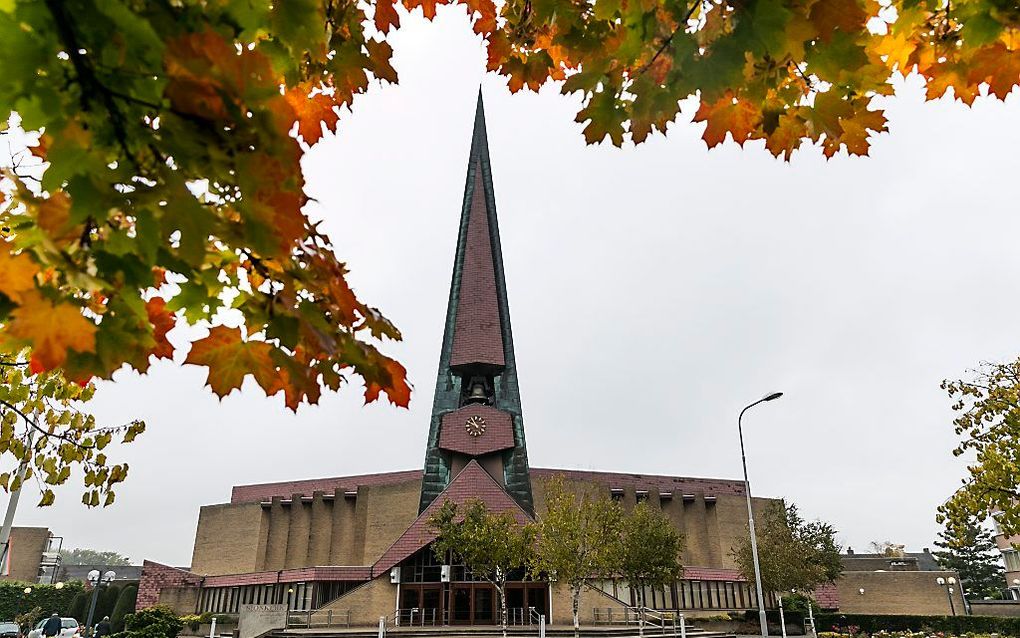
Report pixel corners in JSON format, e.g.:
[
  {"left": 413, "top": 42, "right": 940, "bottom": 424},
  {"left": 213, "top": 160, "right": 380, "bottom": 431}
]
[{"left": 1004, "top": 549, "right": 1020, "bottom": 572}]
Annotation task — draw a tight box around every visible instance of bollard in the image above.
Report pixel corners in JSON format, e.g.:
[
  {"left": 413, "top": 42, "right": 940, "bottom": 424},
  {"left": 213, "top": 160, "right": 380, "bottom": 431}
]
[
  {"left": 679, "top": 614, "right": 686, "bottom": 638},
  {"left": 378, "top": 616, "right": 386, "bottom": 638},
  {"left": 540, "top": 614, "right": 545, "bottom": 638},
  {"left": 209, "top": 616, "right": 217, "bottom": 638}
]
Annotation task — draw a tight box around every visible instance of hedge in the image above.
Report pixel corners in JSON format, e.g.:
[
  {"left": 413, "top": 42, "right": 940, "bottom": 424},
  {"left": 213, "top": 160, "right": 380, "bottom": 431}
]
[
  {"left": 0, "top": 580, "right": 84, "bottom": 621},
  {"left": 815, "top": 613, "right": 1020, "bottom": 636}
]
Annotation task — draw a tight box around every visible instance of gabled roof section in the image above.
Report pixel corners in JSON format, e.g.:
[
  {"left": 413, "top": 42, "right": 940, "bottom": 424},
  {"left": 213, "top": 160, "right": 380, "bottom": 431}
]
[{"left": 376, "top": 460, "right": 531, "bottom": 574}]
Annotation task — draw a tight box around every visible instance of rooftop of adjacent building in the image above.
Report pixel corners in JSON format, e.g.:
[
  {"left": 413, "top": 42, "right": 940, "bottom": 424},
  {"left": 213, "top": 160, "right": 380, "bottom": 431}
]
[
  {"left": 229, "top": 467, "right": 748, "bottom": 504},
  {"left": 841, "top": 546, "right": 942, "bottom": 572}
]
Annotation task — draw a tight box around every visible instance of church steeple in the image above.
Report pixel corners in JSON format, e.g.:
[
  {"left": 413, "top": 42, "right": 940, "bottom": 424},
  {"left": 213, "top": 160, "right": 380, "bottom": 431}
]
[{"left": 418, "top": 92, "right": 533, "bottom": 515}]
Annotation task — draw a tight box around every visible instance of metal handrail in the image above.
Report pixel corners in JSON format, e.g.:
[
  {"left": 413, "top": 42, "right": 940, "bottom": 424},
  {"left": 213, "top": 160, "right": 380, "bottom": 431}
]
[
  {"left": 286, "top": 608, "right": 351, "bottom": 629},
  {"left": 592, "top": 607, "right": 682, "bottom": 635}
]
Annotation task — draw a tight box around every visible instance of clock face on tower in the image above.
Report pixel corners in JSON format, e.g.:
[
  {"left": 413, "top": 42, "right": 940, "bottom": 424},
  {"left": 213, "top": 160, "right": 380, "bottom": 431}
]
[{"left": 464, "top": 415, "right": 487, "bottom": 437}]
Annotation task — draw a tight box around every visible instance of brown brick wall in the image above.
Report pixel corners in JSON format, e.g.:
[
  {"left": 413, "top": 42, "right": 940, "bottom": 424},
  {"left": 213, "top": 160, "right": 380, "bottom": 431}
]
[
  {"left": 136, "top": 561, "right": 203, "bottom": 611},
  {"left": 191, "top": 502, "right": 266, "bottom": 575},
  {"left": 836, "top": 571, "right": 967, "bottom": 615},
  {"left": 5, "top": 527, "right": 50, "bottom": 583}
]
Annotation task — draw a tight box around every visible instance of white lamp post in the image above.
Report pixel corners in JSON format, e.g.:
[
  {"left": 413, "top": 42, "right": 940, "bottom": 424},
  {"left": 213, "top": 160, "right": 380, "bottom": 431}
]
[
  {"left": 936, "top": 577, "right": 957, "bottom": 616},
  {"left": 738, "top": 392, "right": 784, "bottom": 638}
]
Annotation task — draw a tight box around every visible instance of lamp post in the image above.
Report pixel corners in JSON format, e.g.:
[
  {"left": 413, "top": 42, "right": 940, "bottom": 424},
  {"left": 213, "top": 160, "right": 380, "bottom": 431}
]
[
  {"left": 936, "top": 577, "right": 957, "bottom": 616},
  {"left": 738, "top": 392, "right": 784, "bottom": 638},
  {"left": 85, "top": 570, "right": 116, "bottom": 638}
]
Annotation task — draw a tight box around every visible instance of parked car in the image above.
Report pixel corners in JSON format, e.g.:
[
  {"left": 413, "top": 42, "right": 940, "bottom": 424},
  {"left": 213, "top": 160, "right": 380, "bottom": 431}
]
[
  {"left": 26, "top": 618, "right": 79, "bottom": 638},
  {"left": 0, "top": 622, "right": 20, "bottom": 638}
]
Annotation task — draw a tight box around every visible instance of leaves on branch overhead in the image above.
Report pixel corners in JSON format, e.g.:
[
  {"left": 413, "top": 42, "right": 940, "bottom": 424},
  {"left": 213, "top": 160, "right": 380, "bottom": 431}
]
[{"left": 0, "top": 0, "right": 1017, "bottom": 415}]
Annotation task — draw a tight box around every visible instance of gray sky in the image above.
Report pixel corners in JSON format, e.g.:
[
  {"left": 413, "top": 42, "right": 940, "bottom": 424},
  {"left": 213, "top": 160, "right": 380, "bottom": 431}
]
[{"left": 12, "top": 8, "right": 1020, "bottom": 567}]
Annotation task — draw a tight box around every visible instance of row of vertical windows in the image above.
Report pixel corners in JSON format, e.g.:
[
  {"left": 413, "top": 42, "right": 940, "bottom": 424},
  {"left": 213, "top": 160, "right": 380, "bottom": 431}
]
[
  {"left": 598, "top": 579, "right": 776, "bottom": 611},
  {"left": 198, "top": 583, "right": 314, "bottom": 614}
]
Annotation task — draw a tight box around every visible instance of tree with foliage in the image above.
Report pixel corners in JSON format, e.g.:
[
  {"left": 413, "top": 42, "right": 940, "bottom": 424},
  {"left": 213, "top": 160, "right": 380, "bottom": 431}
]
[
  {"left": 58, "top": 548, "right": 131, "bottom": 566},
  {"left": 533, "top": 478, "right": 623, "bottom": 637},
  {"left": 0, "top": 352, "right": 143, "bottom": 506},
  {"left": 110, "top": 585, "right": 137, "bottom": 633},
  {"left": 1, "top": 0, "right": 1018, "bottom": 422},
  {"left": 618, "top": 502, "right": 684, "bottom": 636},
  {"left": 428, "top": 500, "right": 535, "bottom": 638},
  {"left": 868, "top": 540, "right": 906, "bottom": 557},
  {"left": 68, "top": 592, "right": 89, "bottom": 623},
  {"left": 939, "top": 359, "right": 1020, "bottom": 539},
  {"left": 732, "top": 503, "right": 842, "bottom": 594},
  {"left": 112, "top": 606, "right": 182, "bottom": 638},
  {"left": 99, "top": 584, "right": 122, "bottom": 621},
  {"left": 933, "top": 515, "right": 1004, "bottom": 600}
]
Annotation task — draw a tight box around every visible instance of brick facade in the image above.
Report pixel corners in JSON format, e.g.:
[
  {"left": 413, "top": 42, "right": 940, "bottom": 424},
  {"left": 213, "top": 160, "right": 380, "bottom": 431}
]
[
  {"left": 438, "top": 404, "right": 515, "bottom": 456},
  {"left": 136, "top": 561, "right": 203, "bottom": 611}
]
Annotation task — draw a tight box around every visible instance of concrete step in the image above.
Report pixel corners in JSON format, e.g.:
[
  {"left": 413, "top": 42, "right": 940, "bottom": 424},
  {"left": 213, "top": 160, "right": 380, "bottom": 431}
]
[{"left": 273, "top": 626, "right": 733, "bottom": 638}]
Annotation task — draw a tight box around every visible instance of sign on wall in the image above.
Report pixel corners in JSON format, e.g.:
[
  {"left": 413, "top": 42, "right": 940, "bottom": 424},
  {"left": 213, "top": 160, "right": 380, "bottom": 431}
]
[{"left": 238, "top": 604, "right": 287, "bottom": 638}]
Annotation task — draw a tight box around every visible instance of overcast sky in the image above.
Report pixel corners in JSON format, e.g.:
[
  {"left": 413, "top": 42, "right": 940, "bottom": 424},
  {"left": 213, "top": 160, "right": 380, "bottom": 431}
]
[{"left": 10, "top": 8, "right": 1020, "bottom": 567}]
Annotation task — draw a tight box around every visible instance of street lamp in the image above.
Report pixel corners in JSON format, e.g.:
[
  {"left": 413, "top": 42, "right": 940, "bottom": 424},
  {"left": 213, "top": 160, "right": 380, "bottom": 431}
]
[
  {"left": 738, "top": 391, "right": 784, "bottom": 638},
  {"left": 85, "top": 570, "right": 116, "bottom": 638},
  {"left": 936, "top": 577, "right": 957, "bottom": 616}
]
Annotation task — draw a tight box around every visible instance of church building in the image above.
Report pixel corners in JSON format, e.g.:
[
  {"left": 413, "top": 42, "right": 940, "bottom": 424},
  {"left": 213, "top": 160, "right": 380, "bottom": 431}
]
[{"left": 136, "top": 94, "right": 783, "bottom": 626}]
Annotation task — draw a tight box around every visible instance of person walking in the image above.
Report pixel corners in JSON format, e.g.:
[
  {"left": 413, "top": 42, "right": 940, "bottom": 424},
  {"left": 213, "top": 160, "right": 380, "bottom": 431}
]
[
  {"left": 42, "top": 614, "right": 61, "bottom": 638},
  {"left": 94, "top": 618, "right": 111, "bottom": 638}
]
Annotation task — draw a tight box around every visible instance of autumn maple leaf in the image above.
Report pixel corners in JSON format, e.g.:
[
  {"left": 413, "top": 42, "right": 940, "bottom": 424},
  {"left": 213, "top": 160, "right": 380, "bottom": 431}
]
[
  {"left": 0, "top": 244, "right": 39, "bottom": 304},
  {"left": 694, "top": 95, "right": 762, "bottom": 148},
  {"left": 3, "top": 292, "right": 97, "bottom": 371},
  {"left": 185, "top": 326, "right": 277, "bottom": 399}
]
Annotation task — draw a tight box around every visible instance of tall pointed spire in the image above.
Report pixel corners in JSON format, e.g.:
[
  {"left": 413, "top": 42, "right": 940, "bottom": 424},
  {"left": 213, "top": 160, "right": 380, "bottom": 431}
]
[{"left": 418, "top": 92, "right": 533, "bottom": 515}]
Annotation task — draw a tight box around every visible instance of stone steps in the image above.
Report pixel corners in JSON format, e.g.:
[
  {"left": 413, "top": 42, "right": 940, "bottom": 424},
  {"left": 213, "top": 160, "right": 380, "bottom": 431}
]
[{"left": 273, "top": 626, "right": 733, "bottom": 638}]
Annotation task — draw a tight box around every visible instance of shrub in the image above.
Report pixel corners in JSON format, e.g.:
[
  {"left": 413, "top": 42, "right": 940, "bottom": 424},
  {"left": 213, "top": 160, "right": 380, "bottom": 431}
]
[
  {"left": 110, "top": 585, "right": 137, "bottom": 632},
  {"left": 112, "top": 606, "right": 184, "bottom": 638},
  {"left": 814, "top": 613, "right": 1020, "bottom": 636},
  {"left": 0, "top": 580, "right": 84, "bottom": 620}
]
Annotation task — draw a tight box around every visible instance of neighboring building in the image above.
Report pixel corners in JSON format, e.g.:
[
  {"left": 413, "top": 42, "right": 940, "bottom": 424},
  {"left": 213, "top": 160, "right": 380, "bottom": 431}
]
[
  {"left": 994, "top": 522, "right": 1020, "bottom": 598},
  {"left": 138, "top": 94, "right": 784, "bottom": 626},
  {"left": 813, "top": 548, "right": 966, "bottom": 615},
  {"left": 56, "top": 564, "right": 143, "bottom": 584},
  {"left": 1, "top": 527, "right": 62, "bottom": 584}
]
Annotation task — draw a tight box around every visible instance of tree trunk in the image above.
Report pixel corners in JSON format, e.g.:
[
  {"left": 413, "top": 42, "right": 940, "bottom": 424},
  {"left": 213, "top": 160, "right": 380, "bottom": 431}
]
[
  {"left": 498, "top": 583, "right": 508, "bottom": 638},
  {"left": 638, "top": 585, "right": 645, "bottom": 638},
  {"left": 572, "top": 584, "right": 581, "bottom": 638}
]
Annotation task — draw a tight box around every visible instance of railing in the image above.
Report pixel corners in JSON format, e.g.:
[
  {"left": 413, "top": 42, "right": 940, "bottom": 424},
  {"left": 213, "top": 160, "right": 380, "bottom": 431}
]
[
  {"left": 507, "top": 607, "right": 544, "bottom": 626},
  {"left": 386, "top": 608, "right": 443, "bottom": 627},
  {"left": 285, "top": 609, "right": 351, "bottom": 629},
  {"left": 592, "top": 607, "right": 685, "bottom": 636}
]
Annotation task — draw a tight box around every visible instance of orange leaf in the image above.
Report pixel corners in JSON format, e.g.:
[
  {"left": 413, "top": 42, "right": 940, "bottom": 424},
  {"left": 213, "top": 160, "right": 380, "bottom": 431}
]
[
  {"left": 464, "top": 0, "right": 497, "bottom": 35},
  {"left": 283, "top": 82, "right": 341, "bottom": 145},
  {"left": 0, "top": 243, "right": 38, "bottom": 304},
  {"left": 375, "top": 0, "right": 401, "bottom": 33},
  {"left": 693, "top": 95, "right": 762, "bottom": 148},
  {"left": 3, "top": 291, "right": 97, "bottom": 371},
  {"left": 764, "top": 113, "right": 807, "bottom": 160},
  {"left": 146, "top": 297, "right": 176, "bottom": 361},
  {"left": 185, "top": 326, "right": 277, "bottom": 398},
  {"left": 969, "top": 44, "right": 1020, "bottom": 100},
  {"left": 364, "top": 356, "right": 411, "bottom": 407},
  {"left": 35, "top": 191, "right": 77, "bottom": 243},
  {"left": 266, "top": 351, "right": 322, "bottom": 410},
  {"left": 809, "top": 0, "right": 867, "bottom": 42},
  {"left": 403, "top": 0, "right": 443, "bottom": 20}
]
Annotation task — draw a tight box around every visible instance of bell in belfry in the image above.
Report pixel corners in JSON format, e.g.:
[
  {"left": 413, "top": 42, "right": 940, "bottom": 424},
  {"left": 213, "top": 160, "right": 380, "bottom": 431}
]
[{"left": 464, "top": 377, "right": 490, "bottom": 405}]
